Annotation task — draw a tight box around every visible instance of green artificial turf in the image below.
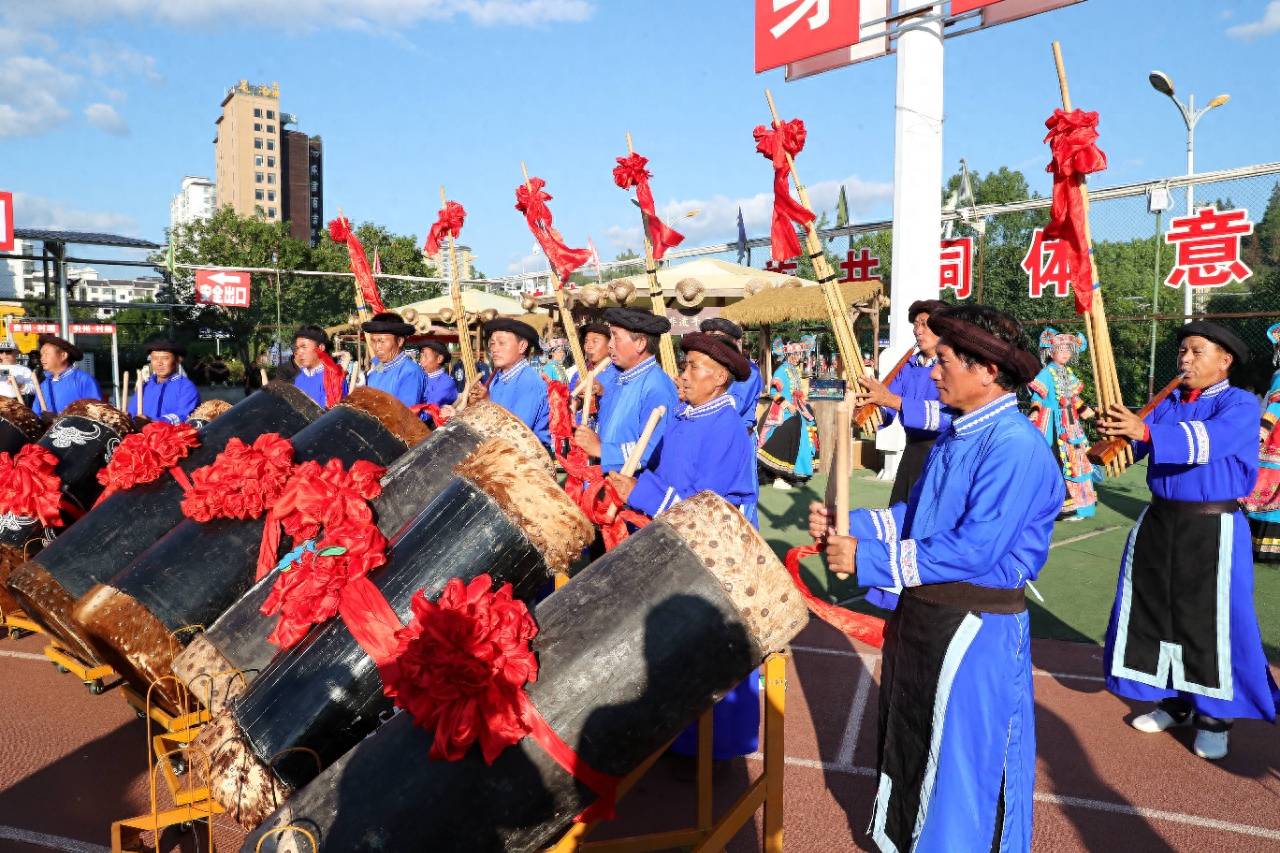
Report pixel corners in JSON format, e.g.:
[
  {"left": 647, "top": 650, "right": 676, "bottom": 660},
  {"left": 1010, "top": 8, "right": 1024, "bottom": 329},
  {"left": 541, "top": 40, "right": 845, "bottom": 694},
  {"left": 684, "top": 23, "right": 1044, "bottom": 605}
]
[{"left": 757, "top": 462, "right": 1280, "bottom": 661}]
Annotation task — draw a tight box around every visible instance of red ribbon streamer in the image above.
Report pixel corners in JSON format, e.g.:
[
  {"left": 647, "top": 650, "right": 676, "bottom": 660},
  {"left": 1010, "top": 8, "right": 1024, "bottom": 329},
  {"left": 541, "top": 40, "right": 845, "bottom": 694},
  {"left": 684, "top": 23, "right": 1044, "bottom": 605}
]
[
  {"left": 1043, "top": 108, "right": 1108, "bottom": 315},
  {"left": 338, "top": 573, "right": 620, "bottom": 822},
  {"left": 612, "top": 153, "right": 684, "bottom": 261},
  {"left": 409, "top": 402, "right": 447, "bottom": 425},
  {"left": 783, "top": 543, "right": 885, "bottom": 649},
  {"left": 94, "top": 421, "right": 200, "bottom": 507},
  {"left": 257, "top": 458, "right": 387, "bottom": 648},
  {"left": 180, "top": 433, "right": 295, "bottom": 523},
  {"left": 0, "top": 444, "right": 65, "bottom": 527},
  {"left": 328, "top": 216, "right": 387, "bottom": 315},
  {"left": 317, "top": 349, "right": 346, "bottom": 409},
  {"left": 515, "top": 177, "right": 592, "bottom": 284},
  {"left": 754, "top": 118, "right": 815, "bottom": 263},
  {"left": 424, "top": 200, "right": 467, "bottom": 257},
  {"left": 546, "top": 380, "right": 649, "bottom": 551}
]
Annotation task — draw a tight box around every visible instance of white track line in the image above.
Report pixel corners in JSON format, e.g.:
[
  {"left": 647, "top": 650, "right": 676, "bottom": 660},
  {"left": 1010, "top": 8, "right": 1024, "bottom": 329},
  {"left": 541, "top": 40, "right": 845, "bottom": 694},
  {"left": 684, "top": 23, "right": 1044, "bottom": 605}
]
[
  {"left": 0, "top": 826, "right": 110, "bottom": 853},
  {"left": 835, "top": 657, "right": 875, "bottom": 768},
  {"left": 791, "top": 643, "right": 1105, "bottom": 683},
  {"left": 0, "top": 649, "right": 47, "bottom": 662},
  {"left": 1050, "top": 525, "right": 1122, "bottom": 549},
  {"left": 744, "top": 756, "right": 1280, "bottom": 841}
]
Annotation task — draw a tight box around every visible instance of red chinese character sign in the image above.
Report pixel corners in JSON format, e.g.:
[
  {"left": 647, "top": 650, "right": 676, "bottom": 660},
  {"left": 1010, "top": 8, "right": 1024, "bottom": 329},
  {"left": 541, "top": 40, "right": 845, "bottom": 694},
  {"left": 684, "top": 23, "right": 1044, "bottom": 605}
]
[
  {"left": 755, "top": 0, "right": 862, "bottom": 72},
  {"left": 1164, "top": 206, "right": 1254, "bottom": 290},
  {"left": 764, "top": 258, "right": 798, "bottom": 276},
  {"left": 195, "top": 269, "right": 252, "bottom": 308},
  {"left": 840, "top": 248, "right": 880, "bottom": 282},
  {"left": 10, "top": 321, "right": 58, "bottom": 334},
  {"left": 940, "top": 238, "right": 973, "bottom": 299},
  {"left": 1022, "top": 227, "right": 1073, "bottom": 298}
]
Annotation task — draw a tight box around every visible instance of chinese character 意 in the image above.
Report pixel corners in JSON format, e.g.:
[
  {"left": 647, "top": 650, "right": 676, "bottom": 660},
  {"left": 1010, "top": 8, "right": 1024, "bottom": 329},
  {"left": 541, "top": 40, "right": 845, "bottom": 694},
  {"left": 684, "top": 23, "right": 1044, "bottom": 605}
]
[
  {"left": 1022, "top": 228, "right": 1073, "bottom": 299},
  {"left": 940, "top": 238, "right": 973, "bottom": 300},
  {"left": 1164, "top": 206, "right": 1255, "bottom": 289},
  {"left": 770, "top": 0, "right": 831, "bottom": 39}
]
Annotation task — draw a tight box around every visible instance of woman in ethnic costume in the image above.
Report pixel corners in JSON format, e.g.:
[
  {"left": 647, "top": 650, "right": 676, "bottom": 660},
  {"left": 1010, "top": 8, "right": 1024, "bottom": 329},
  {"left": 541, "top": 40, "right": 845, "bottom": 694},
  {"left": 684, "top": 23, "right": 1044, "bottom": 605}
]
[
  {"left": 1028, "top": 328, "right": 1097, "bottom": 520},
  {"left": 757, "top": 340, "right": 816, "bottom": 490},
  {"left": 1242, "top": 321, "right": 1280, "bottom": 562}
]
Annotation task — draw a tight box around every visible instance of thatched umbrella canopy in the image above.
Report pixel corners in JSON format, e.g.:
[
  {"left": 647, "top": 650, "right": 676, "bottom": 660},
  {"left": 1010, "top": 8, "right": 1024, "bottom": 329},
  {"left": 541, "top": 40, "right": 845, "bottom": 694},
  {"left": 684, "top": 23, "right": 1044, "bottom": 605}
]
[{"left": 721, "top": 280, "right": 884, "bottom": 327}]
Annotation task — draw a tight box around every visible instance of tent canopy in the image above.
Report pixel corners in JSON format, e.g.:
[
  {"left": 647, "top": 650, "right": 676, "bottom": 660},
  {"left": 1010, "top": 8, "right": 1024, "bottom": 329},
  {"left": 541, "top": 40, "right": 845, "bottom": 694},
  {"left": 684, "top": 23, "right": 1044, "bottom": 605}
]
[{"left": 721, "top": 280, "right": 883, "bottom": 327}]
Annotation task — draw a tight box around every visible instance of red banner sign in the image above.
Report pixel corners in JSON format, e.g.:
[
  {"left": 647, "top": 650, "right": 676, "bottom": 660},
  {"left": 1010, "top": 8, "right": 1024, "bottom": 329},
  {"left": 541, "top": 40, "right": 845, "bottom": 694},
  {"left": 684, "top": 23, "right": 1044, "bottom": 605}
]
[
  {"left": 756, "top": 0, "right": 862, "bottom": 73},
  {"left": 69, "top": 323, "right": 116, "bottom": 335},
  {"left": 0, "top": 191, "right": 12, "bottom": 253},
  {"left": 1164, "top": 206, "right": 1255, "bottom": 290},
  {"left": 195, "top": 269, "right": 252, "bottom": 308},
  {"left": 10, "top": 321, "right": 59, "bottom": 334},
  {"left": 940, "top": 238, "right": 974, "bottom": 299}
]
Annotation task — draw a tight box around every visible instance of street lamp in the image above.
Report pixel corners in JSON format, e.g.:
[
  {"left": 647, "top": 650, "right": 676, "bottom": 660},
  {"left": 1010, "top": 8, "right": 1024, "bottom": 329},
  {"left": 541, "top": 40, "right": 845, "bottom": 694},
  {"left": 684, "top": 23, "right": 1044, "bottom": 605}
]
[{"left": 1147, "top": 70, "right": 1230, "bottom": 322}]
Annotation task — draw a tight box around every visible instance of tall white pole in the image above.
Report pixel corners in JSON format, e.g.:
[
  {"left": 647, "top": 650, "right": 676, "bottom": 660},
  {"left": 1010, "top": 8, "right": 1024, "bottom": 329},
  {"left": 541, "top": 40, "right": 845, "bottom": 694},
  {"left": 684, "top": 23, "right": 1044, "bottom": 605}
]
[
  {"left": 887, "top": 6, "right": 944, "bottom": 366},
  {"left": 1183, "top": 93, "right": 1195, "bottom": 322},
  {"left": 110, "top": 330, "right": 120, "bottom": 406}
]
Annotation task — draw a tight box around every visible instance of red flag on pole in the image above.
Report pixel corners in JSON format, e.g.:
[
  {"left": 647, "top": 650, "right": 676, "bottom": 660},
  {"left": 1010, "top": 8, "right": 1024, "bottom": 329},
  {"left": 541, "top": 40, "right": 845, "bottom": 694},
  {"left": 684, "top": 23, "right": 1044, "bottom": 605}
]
[
  {"left": 1043, "top": 108, "right": 1107, "bottom": 314},
  {"left": 515, "top": 178, "right": 591, "bottom": 284},
  {"left": 612, "top": 153, "right": 684, "bottom": 260},
  {"left": 753, "top": 118, "right": 815, "bottom": 262},
  {"left": 328, "top": 216, "right": 386, "bottom": 315}
]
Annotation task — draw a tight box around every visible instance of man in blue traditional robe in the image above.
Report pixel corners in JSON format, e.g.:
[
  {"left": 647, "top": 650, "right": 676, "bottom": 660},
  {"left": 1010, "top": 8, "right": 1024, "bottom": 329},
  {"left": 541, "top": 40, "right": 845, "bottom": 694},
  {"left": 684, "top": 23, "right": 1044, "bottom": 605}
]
[
  {"left": 856, "top": 299, "right": 952, "bottom": 505},
  {"left": 609, "top": 331, "right": 760, "bottom": 759},
  {"left": 572, "top": 322, "right": 619, "bottom": 427},
  {"left": 1097, "top": 321, "right": 1280, "bottom": 761},
  {"left": 810, "top": 304, "right": 1061, "bottom": 852},
  {"left": 291, "top": 325, "right": 347, "bottom": 409},
  {"left": 417, "top": 339, "right": 459, "bottom": 409},
  {"left": 700, "top": 317, "right": 762, "bottom": 432},
  {"left": 467, "top": 317, "right": 550, "bottom": 447},
  {"left": 32, "top": 334, "right": 102, "bottom": 418},
  {"left": 361, "top": 312, "right": 426, "bottom": 410},
  {"left": 574, "top": 307, "right": 677, "bottom": 474},
  {"left": 128, "top": 339, "right": 200, "bottom": 423}
]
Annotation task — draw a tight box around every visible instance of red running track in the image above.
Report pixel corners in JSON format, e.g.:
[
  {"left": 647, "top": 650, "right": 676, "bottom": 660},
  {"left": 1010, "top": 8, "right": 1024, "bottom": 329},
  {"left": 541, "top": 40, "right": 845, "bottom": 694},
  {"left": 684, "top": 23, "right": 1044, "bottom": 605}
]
[{"left": 2, "top": 620, "right": 1279, "bottom": 852}]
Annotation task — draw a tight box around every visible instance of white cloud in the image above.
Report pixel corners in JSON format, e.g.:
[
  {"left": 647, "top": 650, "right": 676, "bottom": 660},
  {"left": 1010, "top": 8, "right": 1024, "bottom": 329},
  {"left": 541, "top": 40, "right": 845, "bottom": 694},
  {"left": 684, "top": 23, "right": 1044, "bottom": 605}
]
[
  {"left": 81, "top": 43, "right": 163, "bottom": 83},
  {"left": 0, "top": 55, "right": 76, "bottom": 137},
  {"left": 1227, "top": 1, "right": 1280, "bottom": 38},
  {"left": 8, "top": 1, "right": 594, "bottom": 31},
  {"left": 506, "top": 249, "right": 549, "bottom": 274},
  {"left": 12, "top": 192, "right": 138, "bottom": 235},
  {"left": 605, "top": 175, "right": 894, "bottom": 253},
  {"left": 85, "top": 102, "right": 129, "bottom": 136}
]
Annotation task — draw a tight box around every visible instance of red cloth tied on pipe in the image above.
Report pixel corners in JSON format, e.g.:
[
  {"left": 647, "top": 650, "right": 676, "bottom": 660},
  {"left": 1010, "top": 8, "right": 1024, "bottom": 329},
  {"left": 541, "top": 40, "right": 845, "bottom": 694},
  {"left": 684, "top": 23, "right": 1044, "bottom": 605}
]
[
  {"left": 612, "top": 153, "right": 684, "bottom": 261},
  {"left": 754, "top": 118, "right": 815, "bottom": 263},
  {"left": 317, "top": 349, "right": 346, "bottom": 408},
  {"left": 328, "top": 215, "right": 387, "bottom": 315},
  {"left": 0, "top": 444, "right": 66, "bottom": 527},
  {"left": 94, "top": 421, "right": 200, "bottom": 506},
  {"left": 515, "top": 177, "right": 592, "bottom": 284},
  {"left": 409, "top": 402, "right": 447, "bottom": 425},
  {"left": 424, "top": 200, "right": 467, "bottom": 257},
  {"left": 546, "top": 380, "right": 649, "bottom": 551},
  {"left": 1043, "top": 108, "right": 1108, "bottom": 315},
  {"left": 180, "top": 433, "right": 295, "bottom": 523},
  {"left": 784, "top": 543, "right": 885, "bottom": 648},
  {"left": 339, "top": 573, "right": 621, "bottom": 823}
]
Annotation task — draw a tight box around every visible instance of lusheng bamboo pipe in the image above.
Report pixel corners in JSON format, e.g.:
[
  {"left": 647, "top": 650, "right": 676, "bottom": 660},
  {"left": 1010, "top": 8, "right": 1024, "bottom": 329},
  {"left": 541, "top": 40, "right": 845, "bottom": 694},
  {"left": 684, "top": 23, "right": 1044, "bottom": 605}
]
[
  {"left": 336, "top": 207, "right": 378, "bottom": 369},
  {"left": 519, "top": 163, "right": 587, "bottom": 378},
  {"left": 825, "top": 398, "right": 853, "bottom": 580},
  {"left": 624, "top": 132, "right": 679, "bottom": 378},
  {"left": 854, "top": 345, "right": 915, "bottom": 428},
  {"left": 1051, "top": 42, "right": 1130, "bottom": 476},
  {"left": 763, "top": 89, "right": 879, "bottom": 433},
  {"left": 439, "top": 185, "right": 479, "bottom": 392},
  {"left": 1087, "top": 372, "right": 1184, "bottom": 467}
]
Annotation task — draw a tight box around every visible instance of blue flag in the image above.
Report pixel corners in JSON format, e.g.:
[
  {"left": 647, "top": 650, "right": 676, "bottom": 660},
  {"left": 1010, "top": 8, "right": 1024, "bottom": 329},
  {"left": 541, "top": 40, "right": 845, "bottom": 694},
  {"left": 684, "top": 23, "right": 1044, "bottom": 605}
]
[{"left": 735, "top": 206, "right": 748, "bottom": 264}]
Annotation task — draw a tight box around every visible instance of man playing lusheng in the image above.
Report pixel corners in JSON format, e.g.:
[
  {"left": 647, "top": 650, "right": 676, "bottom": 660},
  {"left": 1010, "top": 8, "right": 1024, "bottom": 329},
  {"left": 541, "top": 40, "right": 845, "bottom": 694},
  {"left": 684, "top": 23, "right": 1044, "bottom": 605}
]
[
  {"left": 809, "top": 304, "right": 1061, "bottom": 852},
  {"left": 1097, "top": 321, "right": 1280, "bottom": 761}
]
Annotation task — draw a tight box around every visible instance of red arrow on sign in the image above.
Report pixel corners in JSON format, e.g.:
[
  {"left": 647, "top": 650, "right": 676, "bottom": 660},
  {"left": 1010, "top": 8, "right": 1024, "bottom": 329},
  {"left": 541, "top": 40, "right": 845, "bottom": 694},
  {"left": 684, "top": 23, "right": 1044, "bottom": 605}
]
[{"left": 195, "top": 268, "right": 252, "bottom": 307}]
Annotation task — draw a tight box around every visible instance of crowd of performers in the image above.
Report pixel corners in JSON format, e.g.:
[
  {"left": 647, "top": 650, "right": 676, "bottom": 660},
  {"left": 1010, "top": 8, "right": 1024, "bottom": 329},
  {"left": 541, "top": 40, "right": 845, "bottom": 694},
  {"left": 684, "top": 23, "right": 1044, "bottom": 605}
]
[{"left": 9, "top": 297, "right": 1280, "bottom": 851}]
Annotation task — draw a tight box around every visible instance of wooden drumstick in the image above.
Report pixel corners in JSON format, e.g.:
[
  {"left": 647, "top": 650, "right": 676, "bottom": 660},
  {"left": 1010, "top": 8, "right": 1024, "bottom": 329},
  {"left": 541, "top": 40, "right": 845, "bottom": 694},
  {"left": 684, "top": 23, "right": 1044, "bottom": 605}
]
[
  {"left": 32, "top": 374, "right": 48, "bottom": 415},
  {"left": 135, "top": 372, "right": 144, "bottom": 417},
  {"left": 604, "top": 405, "right": 666, "bottom": 522}
]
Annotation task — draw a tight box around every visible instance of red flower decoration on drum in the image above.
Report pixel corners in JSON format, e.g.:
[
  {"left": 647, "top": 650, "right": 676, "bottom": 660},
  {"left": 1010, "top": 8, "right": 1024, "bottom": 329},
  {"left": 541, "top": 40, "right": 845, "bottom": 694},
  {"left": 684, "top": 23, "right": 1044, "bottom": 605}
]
[
  {"left": 180, "top": 432, "right": 295, "bottom": 522},
  {"left": 97, "top": 421, "right": 199, "bottom": 493},
  {"left": 0, "top": 444, "right": 64, "bottom": 526},
  {"left": 381, "top": 574, "right": 539, "bottom": 765}
]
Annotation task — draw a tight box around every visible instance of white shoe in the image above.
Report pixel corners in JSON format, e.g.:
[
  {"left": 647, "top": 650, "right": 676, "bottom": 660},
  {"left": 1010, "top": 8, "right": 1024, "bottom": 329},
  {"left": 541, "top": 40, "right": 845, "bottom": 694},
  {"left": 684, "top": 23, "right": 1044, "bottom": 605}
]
[
  {"left": 772, "top": 478, "right": 793, "bottom": 491},
  {"left": 1130, "top": 708, "right": 1190, "bottom": 734},
  {"left": 1193, "top": 728, "right": 1229, "bottom": 760}
]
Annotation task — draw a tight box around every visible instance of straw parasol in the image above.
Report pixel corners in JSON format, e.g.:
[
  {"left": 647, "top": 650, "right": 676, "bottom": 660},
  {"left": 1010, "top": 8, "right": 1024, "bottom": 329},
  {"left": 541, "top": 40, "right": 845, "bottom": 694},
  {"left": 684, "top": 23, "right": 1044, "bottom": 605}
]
[{"left": 721, "top": 279, "right": 883, "bottom": 327}]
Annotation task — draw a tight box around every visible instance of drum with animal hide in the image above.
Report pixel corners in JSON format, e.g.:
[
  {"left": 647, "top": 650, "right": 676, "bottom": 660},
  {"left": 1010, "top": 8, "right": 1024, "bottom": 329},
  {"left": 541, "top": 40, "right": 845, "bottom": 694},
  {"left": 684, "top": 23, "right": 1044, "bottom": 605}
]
[
  {"left": 5, "top": 383, "right": 322, "bottom": 664},
  {"left": 195, "top": 437, "right": 592, "bottom": 828},
  {"left": 0, "top": 401, "right": 133, "bottom": 616},
  {"left": 71, "top": 388, "right": 428, "bottom": 708},
  {"left": 0, "top": 398, "right": 42, "bottom": 456},
  {"left": 187, "top": 398, "right": 233, "bottom": 430},
  {"left": 243, "top": 492, "right": 806, "bottom": 852},
  {"left": 171, "top": 400, "right": 553, "bottom": 713}
]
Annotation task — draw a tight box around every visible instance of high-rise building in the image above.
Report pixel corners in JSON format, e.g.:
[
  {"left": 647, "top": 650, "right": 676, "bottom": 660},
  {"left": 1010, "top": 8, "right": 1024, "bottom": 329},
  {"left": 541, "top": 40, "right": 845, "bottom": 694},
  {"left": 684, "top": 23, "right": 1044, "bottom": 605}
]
[
  {"left": 213, "top": 80, "right": 284, "bottom": 224},
  {"left": 169, "top": 176, "right": 215, "bottom": 231},
  {"left": 281, "top": 126, "right": 323, "bottom": 246}
]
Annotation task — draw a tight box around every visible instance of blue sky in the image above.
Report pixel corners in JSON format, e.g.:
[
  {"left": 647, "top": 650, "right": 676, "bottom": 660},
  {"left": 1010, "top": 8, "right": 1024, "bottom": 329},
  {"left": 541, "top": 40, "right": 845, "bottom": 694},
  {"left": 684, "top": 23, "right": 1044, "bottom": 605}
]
[{"left": 2, "top": 1, "right": 1278, "bottom": 278}]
